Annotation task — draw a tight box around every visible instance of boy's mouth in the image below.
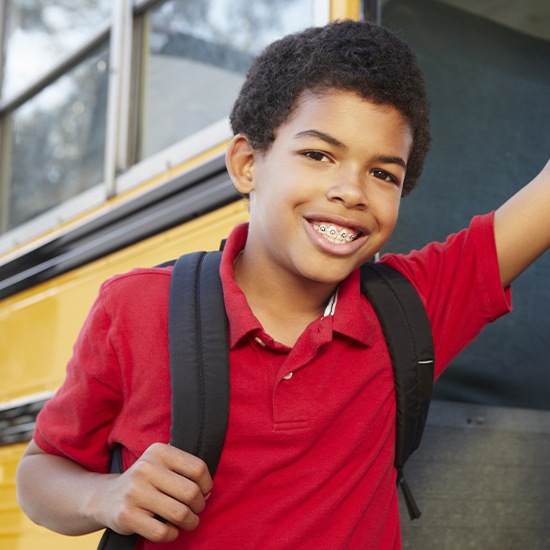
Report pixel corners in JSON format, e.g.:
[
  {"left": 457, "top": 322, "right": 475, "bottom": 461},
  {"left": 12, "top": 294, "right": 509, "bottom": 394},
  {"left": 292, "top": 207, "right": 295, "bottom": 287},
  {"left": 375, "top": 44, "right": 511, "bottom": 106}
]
[{"left": 311, "top": 222, "right": 361, "bottom": 244}]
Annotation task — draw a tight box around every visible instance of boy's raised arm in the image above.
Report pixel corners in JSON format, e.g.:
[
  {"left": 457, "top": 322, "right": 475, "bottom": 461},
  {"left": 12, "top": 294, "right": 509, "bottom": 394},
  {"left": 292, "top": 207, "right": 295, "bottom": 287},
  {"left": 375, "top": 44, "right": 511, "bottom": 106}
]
[
  {"left": 16, "top": 439, "right": 213, "bottom": 543},
  {"left": 494, "top": 158, "right": 550, "bottom": 288}
]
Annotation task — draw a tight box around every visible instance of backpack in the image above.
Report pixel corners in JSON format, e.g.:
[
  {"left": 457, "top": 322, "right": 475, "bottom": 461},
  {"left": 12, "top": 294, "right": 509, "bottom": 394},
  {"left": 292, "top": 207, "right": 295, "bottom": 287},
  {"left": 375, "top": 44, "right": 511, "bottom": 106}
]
[{"left": 98, "top": 250, "right": 434, "bottom": 550}]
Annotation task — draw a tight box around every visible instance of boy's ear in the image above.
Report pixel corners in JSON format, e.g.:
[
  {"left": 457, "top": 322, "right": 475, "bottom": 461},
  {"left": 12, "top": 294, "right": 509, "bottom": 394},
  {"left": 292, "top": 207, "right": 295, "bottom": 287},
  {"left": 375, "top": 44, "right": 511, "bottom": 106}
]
[{"left": 225, "top": 134, "right": 256, "bottom": 195}]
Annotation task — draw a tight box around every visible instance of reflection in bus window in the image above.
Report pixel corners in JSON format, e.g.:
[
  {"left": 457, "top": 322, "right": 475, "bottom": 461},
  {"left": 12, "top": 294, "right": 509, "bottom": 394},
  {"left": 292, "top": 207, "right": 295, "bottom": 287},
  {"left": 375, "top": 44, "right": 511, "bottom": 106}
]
[
  {"left": 138, "top": 0, "right": 315, "bottom": 160},
  {"left": 7, "top": 45, "right": 109, "bottom": 230},
  {"left": 1, "top": 0, "right": 112, "bottom": 100}
]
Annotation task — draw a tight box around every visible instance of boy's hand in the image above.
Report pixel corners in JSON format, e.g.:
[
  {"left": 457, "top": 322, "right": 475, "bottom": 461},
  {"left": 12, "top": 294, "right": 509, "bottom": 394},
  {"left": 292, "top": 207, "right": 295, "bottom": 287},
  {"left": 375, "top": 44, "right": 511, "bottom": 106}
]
[
  {"left": 16, "top": 439, "right": 212, "bottom": 542},
  {"left": 95, "top": 442, "right": 213, "bottom": 543}
]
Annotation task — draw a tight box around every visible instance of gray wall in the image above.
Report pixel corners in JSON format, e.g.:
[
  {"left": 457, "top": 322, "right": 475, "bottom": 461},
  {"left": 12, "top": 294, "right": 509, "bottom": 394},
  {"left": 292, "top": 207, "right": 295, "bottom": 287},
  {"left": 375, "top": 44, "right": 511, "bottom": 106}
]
[{"left": 384, "top": 0, "right": 550, "bottom": 410}]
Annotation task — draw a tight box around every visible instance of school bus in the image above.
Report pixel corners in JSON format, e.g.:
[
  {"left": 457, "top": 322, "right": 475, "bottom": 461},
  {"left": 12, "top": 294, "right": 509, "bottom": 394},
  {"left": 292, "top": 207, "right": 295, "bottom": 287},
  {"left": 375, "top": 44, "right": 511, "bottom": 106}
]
[{"left": 1, "top": 1, "right": 549, "bottom": 549}]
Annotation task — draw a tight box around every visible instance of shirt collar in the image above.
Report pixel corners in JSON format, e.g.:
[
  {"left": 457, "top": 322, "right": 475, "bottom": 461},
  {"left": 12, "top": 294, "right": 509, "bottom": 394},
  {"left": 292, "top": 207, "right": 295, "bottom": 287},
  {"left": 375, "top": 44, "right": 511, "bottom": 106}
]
[
  {"left": 220, "top": 222, "right": 376, "bottom": 349},
  {"left": 329, "top": 268, "right": 376, "bottom": 346},
  {"left": 220, "top": 223, "right": 264, "bottom": 348}
]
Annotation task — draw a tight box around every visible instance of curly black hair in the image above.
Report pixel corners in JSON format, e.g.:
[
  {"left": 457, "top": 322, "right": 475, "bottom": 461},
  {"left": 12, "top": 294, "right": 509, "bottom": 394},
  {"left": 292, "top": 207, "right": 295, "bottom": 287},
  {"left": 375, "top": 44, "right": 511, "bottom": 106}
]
[{"left": 229, "top": 19, "right": 430, "bottom": 196}]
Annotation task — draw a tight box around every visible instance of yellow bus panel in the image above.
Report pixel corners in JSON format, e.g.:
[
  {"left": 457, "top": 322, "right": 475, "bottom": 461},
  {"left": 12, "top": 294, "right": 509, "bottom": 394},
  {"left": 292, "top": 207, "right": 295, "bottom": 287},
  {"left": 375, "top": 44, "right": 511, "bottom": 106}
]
[{"left": 0, "top": 200, "right": 248, "bottom": 404}]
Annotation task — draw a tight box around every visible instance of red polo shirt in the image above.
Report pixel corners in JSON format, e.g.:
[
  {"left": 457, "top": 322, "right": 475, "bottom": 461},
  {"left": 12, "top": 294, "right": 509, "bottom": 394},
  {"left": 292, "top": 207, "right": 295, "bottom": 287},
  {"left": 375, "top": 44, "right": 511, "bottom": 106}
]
[{"left": 35, "top": 213, "right": 511, "bottom": 549}]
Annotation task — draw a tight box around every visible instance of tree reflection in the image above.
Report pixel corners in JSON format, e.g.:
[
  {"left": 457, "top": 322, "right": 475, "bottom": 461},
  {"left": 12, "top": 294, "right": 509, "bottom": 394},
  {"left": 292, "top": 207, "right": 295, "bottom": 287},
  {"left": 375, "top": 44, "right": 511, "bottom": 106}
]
[
  {"left": 8, "top": 46, "right": 109, "bottom": 229},
  {"left": 140, "top": 0, "right": 314, "bottom": 158},
  {"left": 150, "top": 0, "right": 309, "bottom": 54},
  {"left": 2, "top": 0, "right": 111, "bottom": 99}
]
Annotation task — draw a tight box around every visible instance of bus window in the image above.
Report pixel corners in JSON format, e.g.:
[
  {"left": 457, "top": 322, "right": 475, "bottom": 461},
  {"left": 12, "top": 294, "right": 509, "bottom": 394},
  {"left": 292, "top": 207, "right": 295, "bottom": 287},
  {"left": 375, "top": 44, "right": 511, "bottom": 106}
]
[
  {"left": 137, "top": 0, "right": 316, "bottom": 160},
  {"left": 5, "top": 44, "right": 109, "bottom": 230},
  {"left": 1, "top": 1, "right": 111, "bottom": 101}
]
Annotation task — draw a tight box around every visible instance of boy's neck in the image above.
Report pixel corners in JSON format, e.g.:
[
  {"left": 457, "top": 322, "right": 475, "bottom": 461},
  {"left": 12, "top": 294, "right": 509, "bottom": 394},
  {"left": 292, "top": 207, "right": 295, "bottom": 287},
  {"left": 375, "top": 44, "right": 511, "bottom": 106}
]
[{"left": 233, "top": 251, "right": 339, "bottom": 347}]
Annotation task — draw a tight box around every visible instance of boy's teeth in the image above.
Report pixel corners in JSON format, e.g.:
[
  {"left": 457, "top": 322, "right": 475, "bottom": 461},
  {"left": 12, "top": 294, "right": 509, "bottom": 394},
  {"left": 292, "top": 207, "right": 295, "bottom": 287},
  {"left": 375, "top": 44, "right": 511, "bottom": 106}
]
[{"left": 312, "top": 223, "right": 358, "bottom": 243}]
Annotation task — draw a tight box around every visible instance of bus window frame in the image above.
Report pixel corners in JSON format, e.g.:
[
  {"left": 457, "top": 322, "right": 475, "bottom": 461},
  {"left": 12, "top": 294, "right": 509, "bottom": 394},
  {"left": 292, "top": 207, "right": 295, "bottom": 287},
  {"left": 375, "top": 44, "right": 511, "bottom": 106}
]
[{"left": 0, "top": 0, "right": 332, "bottom": 259}]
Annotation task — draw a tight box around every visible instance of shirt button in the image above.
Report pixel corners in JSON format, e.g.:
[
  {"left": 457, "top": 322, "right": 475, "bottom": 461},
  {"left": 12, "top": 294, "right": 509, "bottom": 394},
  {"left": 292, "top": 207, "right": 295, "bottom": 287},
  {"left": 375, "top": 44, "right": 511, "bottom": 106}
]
[
  {"left": 283, "top": 372, "right": 294, "bottom": 380},
  {"left": 254, "top": 336, "right": 266, "bottom": 347}
]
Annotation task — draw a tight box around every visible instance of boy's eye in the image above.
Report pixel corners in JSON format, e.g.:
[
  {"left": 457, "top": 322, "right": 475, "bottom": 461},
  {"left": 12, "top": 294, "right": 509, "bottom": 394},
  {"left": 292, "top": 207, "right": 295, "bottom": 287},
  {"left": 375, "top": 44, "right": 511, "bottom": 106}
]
[
  {"left": 302, "top": 151, "right": 330, "bottom": 162},
  {"left": 371, "top": 169, "right": 399, "bottom": 185}
]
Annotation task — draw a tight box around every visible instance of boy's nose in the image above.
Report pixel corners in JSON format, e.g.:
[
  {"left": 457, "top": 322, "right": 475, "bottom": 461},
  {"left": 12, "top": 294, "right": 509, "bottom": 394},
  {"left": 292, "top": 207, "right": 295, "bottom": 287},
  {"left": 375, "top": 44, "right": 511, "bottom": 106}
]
[{"left": 326, "top": 174, "right": 368, "bottom": 209}]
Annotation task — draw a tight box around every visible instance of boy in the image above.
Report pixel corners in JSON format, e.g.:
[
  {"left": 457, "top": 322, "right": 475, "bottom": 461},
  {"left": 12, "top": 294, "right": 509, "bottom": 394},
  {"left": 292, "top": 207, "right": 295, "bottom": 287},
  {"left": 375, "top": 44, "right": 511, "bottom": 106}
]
[{"left": 16, "top": 19, "right": 550, "bottom": 550}]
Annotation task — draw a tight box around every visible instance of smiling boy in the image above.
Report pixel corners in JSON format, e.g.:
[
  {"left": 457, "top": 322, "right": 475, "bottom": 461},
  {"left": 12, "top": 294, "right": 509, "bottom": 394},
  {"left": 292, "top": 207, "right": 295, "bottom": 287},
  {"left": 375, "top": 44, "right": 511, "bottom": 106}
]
[
  {"left": 16, "top": 19, "right": 550, "bottom": 550},
  {"left": 228, "top": 92, "right": 412, "bottom": 345}
]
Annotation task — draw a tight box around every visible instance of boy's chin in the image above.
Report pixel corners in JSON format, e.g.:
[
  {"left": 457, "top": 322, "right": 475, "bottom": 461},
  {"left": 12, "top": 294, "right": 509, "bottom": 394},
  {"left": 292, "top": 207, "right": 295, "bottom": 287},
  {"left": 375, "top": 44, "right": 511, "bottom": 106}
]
[{"left": 299, "top": 261, "right": 363, "bottom": 286}]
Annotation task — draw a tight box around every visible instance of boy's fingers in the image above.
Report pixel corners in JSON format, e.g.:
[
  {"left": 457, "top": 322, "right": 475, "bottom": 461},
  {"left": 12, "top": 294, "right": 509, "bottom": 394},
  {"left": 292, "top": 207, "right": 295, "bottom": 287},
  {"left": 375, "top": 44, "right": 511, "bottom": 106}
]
[
  {"left": 131, "top": 491, "right": 201, "bottom": 536},
  {"left": 108, "top": 470, "right": 204, "bottom": 540},
  {"left": 140, "top": 442, "right": 214, "bottom": 498},
  {"left": 105, "top": 442, "right": 212, "bottom": 538},
  {"left": 159, "top": 470, "right": 209, "bottom": 516},
  {"left": 112, "top": 505, "right": 183, "bottom": 543},
  {"left": 150, "top": 494, "right": 202, "bottom": 533},
  {"left": 128, "top": 458, "right": 209, "bottom": 516}
]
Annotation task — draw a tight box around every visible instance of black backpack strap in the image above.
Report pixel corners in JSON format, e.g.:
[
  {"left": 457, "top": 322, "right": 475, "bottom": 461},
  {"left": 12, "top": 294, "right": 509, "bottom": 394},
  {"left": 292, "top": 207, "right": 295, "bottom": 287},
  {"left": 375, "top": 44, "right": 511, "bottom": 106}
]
[
  {"left": 360, "top": 262, "right": 435, "bottom": 520},
  {"left": 168, "top": 250, "right": 230, "bottom": 474},
  {"left": 97, "top": 524, "right": 138, "bottom": 550},
  {"left": 97, "top": 252, "right": 229, "bottom": 549}
]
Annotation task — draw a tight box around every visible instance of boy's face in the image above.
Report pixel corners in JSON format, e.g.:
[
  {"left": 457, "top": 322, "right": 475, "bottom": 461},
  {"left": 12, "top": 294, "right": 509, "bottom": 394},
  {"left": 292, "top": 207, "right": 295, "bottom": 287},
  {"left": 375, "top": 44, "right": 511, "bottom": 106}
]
[{"left": 227, "top": 89, "right": 413, "bottom": 287}]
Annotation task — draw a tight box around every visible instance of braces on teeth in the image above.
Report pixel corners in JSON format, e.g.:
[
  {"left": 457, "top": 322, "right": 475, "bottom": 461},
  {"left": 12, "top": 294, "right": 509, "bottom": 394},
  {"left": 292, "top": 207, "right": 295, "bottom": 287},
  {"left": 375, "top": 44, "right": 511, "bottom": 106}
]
[{"left": 317, "top": 224, "right": 356, "bottom": 243}]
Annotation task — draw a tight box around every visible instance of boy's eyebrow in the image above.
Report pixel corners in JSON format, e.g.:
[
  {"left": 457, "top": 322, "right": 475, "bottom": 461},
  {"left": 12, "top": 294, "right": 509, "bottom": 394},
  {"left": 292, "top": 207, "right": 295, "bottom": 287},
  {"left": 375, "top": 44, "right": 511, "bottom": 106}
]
[
  {"left": 295, "top": 129, "right": 408, "bottom": 170},
  {"left": 293, "top": 129, "right": 348, "bottom": 150},
  {"left": 377, "top": 155, "right": 408, "bottom": 171}
]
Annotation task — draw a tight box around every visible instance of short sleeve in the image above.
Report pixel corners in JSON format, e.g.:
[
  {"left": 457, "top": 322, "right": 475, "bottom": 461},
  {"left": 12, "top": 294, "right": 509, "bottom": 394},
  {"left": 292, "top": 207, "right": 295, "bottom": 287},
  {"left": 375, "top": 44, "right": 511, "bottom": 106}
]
[
  {"left": 380, "top": 212, "right": 512, "bottom": 379},
  {"left": 34, "top": 284, "right": 124, "bottom": 473}
]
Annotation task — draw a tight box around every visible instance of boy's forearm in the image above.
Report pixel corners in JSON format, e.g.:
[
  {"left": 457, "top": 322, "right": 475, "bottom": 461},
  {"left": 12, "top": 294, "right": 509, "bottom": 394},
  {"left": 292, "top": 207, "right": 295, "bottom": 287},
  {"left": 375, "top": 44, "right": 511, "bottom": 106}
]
[
  {"left": 17, "top": 439, "right": 214, "bottom": 542},
  {"left": 16, "top": 444, "right": 112, "bottom": 536},
  {"left": 495, "top": 158, "right": 550, "bottom": 287}
]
